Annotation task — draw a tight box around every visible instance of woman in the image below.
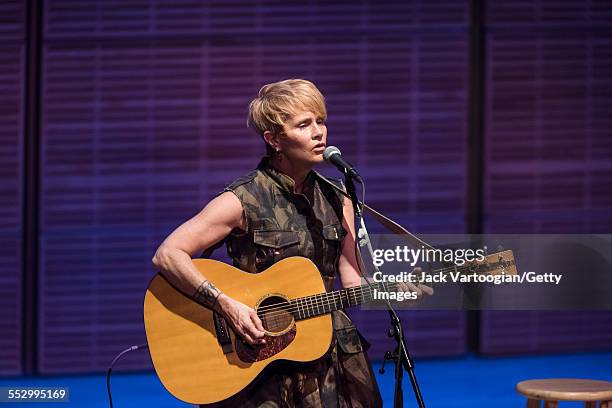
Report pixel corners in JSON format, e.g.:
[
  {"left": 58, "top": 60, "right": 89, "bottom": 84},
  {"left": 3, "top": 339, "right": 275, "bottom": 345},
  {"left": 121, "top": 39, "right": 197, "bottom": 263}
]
[{"left": 152, "top": 79, "right": 429, "bottom": 407}]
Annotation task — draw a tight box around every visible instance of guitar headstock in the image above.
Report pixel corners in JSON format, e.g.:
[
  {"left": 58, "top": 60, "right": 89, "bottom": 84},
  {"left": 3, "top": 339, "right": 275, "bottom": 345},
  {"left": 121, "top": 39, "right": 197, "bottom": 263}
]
[{"left": 472, "top": 249, "right": 517, "bottom": 276}]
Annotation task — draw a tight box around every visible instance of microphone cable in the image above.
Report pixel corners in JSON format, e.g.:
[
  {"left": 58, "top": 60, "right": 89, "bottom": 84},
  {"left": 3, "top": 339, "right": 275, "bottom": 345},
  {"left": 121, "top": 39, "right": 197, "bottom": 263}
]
[{"left": 106, "top": 343, "right": 149, "bottom": 408}]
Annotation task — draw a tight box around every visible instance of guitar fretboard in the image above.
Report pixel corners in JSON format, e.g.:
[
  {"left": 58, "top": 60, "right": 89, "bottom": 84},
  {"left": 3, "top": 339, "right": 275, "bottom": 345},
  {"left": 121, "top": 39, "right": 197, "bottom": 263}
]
[
  {"left": 287, "top": 251, "right": 515, "bottom": 320},
  {"left": 290, "top": 281, "right": 398, "bottom": 320}
]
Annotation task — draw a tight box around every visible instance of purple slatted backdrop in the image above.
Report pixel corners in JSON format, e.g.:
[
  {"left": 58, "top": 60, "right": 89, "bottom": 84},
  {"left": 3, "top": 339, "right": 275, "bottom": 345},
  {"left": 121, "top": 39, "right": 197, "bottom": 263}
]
[
  {"left": 0, "top": 0, "right": 24, "bottom": 375},
  {"left": 481, "top": 0, "right": 612, "bottom": 355},
  {"left": 39, "top": 0, "right": 469, "bottom": 372}
]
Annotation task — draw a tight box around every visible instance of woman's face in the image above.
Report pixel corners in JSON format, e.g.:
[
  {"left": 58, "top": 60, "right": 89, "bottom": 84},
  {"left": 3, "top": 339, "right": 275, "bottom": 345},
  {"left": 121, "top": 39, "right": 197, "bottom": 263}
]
[{"left": 278, "top": 109, "right": 327, "bottom": 166}]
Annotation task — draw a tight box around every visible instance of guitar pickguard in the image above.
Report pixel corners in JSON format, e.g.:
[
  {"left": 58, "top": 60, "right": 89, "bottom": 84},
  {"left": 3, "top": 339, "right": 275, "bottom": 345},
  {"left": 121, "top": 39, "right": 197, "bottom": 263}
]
[{"left": 234, "top": 325, "right": 297, "bottom": 363}]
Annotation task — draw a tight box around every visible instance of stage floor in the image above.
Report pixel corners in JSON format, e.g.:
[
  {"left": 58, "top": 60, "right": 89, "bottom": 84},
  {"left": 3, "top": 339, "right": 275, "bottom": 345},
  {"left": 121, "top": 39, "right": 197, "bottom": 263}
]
[{"left": 1, "top": 351, "right": 610, "bottom": 407}]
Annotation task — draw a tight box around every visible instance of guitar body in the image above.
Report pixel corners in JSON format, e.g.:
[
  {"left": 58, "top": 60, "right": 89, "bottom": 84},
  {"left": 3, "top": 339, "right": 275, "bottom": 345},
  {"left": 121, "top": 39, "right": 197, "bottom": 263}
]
[
  {"left": 143, "top": 256, "right": 333, "bottom": 405},
  {"left": 144, "top": 249, "right": 517, "bottom": 405}
]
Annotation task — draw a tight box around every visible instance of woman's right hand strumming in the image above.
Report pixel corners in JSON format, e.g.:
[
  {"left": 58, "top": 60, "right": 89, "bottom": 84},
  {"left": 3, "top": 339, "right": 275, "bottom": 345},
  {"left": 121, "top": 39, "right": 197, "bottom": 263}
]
[{"left": 217, "top": 294, "right": 267, "bottom": 345}]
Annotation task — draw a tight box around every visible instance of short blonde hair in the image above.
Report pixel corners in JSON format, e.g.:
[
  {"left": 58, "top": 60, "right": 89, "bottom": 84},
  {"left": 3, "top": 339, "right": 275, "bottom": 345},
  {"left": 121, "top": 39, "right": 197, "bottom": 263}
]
[{"left": 247, "top": 79, "right": 327, "bottom": 140}]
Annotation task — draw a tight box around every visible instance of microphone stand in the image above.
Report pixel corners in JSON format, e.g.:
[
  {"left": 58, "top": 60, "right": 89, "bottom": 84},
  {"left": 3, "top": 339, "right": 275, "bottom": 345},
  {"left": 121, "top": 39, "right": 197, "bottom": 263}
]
[{"left": 344, "top": 174, "right": 426, "bottom": 408}]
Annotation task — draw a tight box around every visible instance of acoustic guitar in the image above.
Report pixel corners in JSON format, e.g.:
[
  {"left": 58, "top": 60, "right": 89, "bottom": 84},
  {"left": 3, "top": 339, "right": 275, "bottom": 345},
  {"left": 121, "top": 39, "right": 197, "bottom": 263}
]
[{"left": 143, "top": 251, "right": 516, "bottom": 405}]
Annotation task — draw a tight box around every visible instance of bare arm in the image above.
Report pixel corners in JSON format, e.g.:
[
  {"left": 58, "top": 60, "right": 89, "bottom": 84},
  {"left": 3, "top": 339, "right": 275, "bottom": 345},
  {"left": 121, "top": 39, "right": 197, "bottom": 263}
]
[
  {"left": 337, "top": 196, "right": 365, "bottom": 288},
  {"left": 152, "top": 191, "right": 243, "bottom": 295},
  {"left": 337, "top": 196, "right": 392, "bottom": 289},
  {"left": 151, "top": 191, "right": 266, "bottom": 344}
]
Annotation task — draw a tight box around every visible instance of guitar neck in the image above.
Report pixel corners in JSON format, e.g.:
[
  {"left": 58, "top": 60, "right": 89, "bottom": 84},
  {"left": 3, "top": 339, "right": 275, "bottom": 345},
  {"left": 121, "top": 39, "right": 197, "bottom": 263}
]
[
  {"left": 291, "top": 250, "right": 516, "bottom": 320},
  {"left": 291, "top": 280, "right": 398, "bottom": 320},
  {"left": 291, "top": 263, "right": 458, "bottom": 320}
]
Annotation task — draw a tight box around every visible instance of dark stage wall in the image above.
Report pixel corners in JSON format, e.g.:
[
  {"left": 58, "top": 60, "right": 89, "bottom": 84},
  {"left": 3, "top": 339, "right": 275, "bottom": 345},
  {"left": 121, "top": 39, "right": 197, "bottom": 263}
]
[
  {"left": 0, "top": 0, "right": 25, "bottom": 376},
  {"left": 1, "top": 0, "right": 611, "bottom": 375},
  {"left": 481, "top": 1, "right": 612, "bottom": 355}
]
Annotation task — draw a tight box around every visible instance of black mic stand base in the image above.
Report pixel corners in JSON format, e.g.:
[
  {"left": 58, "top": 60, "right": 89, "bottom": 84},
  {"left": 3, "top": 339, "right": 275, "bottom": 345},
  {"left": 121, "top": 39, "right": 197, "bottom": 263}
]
[{"left": 382, "top": 310, "right": 426, "bottom": 408}]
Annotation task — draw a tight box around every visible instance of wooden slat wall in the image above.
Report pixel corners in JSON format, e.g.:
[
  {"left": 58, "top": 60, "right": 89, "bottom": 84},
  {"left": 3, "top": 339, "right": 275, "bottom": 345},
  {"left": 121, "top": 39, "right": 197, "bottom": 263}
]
[
  {"left": 0, "top": 0, "right": 25, "bottom": 376},
  {"left": 40, "top": 0, "right": 469, "bottom": 372},
  {"left": 480, "top": 0, "right": 612, "bottom": 355},
  {"left": 40, "top": 44, "right": 205, "bottom": 372}
]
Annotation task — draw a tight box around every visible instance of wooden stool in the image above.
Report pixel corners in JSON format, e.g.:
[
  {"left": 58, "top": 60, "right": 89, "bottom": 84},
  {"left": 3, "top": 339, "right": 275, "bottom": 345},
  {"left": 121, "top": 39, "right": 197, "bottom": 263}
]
[{"left": 517, "top": 379, "right": 612, "bottom": 408}]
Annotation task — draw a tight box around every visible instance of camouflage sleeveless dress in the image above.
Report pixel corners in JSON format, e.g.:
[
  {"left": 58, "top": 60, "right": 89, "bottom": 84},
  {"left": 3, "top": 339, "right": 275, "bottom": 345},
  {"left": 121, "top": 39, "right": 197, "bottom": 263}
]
[{"left": 207, "top": 157, "right": 382, "bottom": 408}]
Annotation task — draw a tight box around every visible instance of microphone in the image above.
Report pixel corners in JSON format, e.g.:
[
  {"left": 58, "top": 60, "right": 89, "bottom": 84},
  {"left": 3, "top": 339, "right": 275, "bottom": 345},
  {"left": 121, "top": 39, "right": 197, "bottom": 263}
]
[{"left": 323, "top": 146, "right": 363, "bottom": 183}]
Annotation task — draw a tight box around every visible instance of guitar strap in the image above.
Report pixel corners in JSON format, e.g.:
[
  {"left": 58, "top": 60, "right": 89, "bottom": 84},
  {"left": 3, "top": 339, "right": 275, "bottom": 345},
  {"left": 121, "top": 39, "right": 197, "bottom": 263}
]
[
  {"left": 316, "top": 174, "right": 437, "bottom": 250},
  {"left": 361, "top": 204, "right": 436, "bottom": 251},
  {"left": 314, "top": 173, "right": 463, "bottom": 281}
]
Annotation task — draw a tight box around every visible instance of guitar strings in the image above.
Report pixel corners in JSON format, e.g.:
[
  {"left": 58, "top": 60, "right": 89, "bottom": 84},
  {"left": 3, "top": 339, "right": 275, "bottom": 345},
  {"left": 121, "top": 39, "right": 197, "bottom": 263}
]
[
  {"left": 256, "top": 287, "right": 382, "bottom": 321},
  {"left": 255, "top": 281, "right": 398, "bottom": 321},
  {"left": 257, "top": 285, "right": 384, "bottom": 326},
  {"left": 255, "top": 263, "right": 467, "bottom": 319},
  {"left": 255, "top": 262, "right": 472, "bottom": 315},
  {"left": 255, "top": 281, "right": 393, "bottom": 314},
  {"left": 255, "top": 258, "right": 511, "bottom": 321}
]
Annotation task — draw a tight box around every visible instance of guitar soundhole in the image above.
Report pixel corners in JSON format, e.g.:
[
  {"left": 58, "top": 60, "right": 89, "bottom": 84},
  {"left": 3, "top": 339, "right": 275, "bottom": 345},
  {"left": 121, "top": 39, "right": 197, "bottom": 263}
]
[{"left": 257, "top": 295, "right": 294, "bottom": 334}]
